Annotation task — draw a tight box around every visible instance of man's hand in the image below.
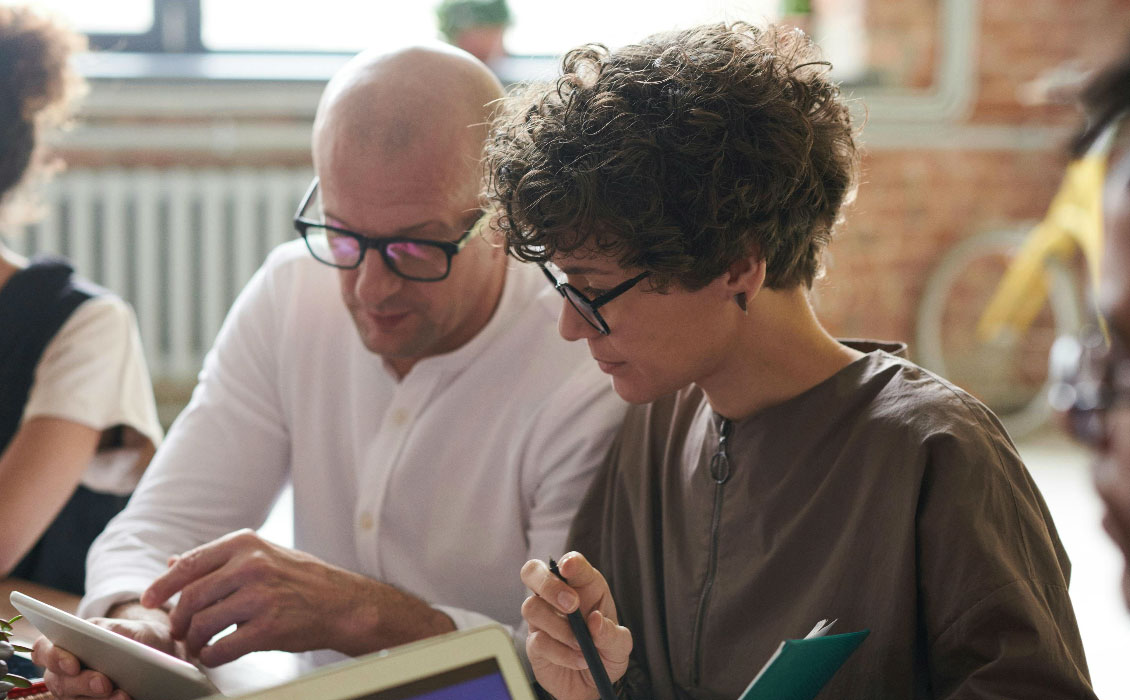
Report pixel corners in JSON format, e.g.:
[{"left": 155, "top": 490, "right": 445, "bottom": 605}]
[
  {"left": 32, "top": 605, "right": 177, "bottom": 700},
  {"left": 141, "top": 529, "right": 455, "bottom": 666},
  {"left": 520, "top": 552, "right": 632, "bottom": 700}
]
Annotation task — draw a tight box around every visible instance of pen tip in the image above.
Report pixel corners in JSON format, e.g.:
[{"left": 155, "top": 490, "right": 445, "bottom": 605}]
[{"left": 548, "top": 557, "right": 565, "bottom": 580}]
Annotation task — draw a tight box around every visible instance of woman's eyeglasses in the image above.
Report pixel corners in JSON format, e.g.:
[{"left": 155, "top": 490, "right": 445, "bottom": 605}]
[{"left": 538, "top": 263, "right": 649, "bottom": 335}]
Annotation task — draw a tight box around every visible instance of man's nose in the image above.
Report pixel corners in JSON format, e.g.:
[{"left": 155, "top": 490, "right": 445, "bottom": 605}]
[
  {"left": 352, "top": 250, "right": 404, "bottom": 305},
  {"left": 558, "top": 299, "right": 602, "bottom": 342}
]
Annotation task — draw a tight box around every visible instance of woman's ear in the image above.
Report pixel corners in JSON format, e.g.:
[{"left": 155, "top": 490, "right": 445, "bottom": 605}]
[{"left": 724, "top": 253, "right": 767, "bottom": 300}]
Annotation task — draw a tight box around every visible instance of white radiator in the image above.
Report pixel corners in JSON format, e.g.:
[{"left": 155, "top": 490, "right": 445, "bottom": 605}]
[{"left": 9, "top": 168, "right": 313, "bottom": 382}]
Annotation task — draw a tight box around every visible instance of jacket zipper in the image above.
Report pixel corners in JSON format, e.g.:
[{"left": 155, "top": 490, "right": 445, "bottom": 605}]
[{"left": 690, "top": 417, "right": 732, "bottom": 686}]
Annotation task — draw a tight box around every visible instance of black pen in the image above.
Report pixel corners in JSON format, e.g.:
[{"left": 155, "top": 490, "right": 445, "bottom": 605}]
[{"left": 548, "top": 557, "right": 617, "bottom": 700}]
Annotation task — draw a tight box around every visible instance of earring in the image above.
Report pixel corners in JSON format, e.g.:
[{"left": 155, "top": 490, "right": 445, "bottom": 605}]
[{"left": 734, "top": 292, "right": 748, "bottom": 314}]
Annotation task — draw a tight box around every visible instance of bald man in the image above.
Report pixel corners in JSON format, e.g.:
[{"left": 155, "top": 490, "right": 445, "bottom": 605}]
[{"left": 34, "top": 45, "right": 625, "bottom": 699}]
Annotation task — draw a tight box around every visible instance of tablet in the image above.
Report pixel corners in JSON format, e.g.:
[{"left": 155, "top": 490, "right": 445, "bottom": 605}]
[
  {"left": 10, "top": 591, "right": 220, "bottom": 700},
  {"left": 202, "top": 624, "right": 536, "bottom": 700}
]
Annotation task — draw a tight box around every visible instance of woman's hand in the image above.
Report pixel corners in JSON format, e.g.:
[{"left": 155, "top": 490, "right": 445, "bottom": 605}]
[{"left": 519, "top": 552, "right": 632, "bottom": 700}]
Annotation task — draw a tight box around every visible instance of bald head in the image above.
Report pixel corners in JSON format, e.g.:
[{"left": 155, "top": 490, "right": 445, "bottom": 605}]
[
  {"left": 313, "top": 44, "right": 503, "bottom": 200},
  {"left": 308, "top": 46, "right": 509, "bottom": 376}
]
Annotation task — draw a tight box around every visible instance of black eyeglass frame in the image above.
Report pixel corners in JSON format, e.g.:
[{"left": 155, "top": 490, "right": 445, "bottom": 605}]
[
  {"left": 292, "top": 178, "right": 481, "bottom": 282},
  {"left": 539, "top": 263, "right": 649, "bottom": 335}
]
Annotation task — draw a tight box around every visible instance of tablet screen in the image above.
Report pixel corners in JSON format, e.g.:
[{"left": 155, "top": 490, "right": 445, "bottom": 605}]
[{"left": 349, "top": 658, "right": 512, "bottom": 700}]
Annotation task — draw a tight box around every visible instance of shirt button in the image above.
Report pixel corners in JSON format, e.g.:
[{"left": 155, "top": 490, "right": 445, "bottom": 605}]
[
  {"left": 391, "top": 409, "right": 409, "bottom": 426},
  {"left": 359, "top": 512, "right": 374, "bottom": 530}
]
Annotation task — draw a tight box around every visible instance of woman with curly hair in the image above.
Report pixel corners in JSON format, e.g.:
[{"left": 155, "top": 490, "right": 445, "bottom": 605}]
[
  {"left": 488, "top": 23, "right": 1096, "bottom": 700},
  {"left": 0, "top": 5, "right": 161, "bottom": 595}
]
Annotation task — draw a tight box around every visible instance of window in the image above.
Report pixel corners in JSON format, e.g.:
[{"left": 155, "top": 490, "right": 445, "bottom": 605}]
[
  {"left": 28, "top": 0, "right": 153, "bottom": 35},
  {"left": 200, "top": 1, "right": 437, "bottom": 53},
  {"left": 26, "top": 0, "right": 867, "bottom": 83},
  {"left": 506, "top": 0, "right": 780, "bottom": 56}
]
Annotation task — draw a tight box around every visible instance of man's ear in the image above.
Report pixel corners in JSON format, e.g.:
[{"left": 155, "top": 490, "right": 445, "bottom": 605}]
[{"left": 724, "top": 253, "right": 767, "bottom": 299}]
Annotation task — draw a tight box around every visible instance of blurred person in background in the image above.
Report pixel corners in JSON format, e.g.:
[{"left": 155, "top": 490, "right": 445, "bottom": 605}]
[
  {"left": 490, "top": 23, "right": 1096, "bottom": 700},
  {"left": 436, "top": 0, "right": 510, "bottom": 65},
  {"left": 0, "top": 4, "right": 162, "bottom": 595},
  {"left": 1050, "top": 41, "right": 1130, "bottom": 608}
]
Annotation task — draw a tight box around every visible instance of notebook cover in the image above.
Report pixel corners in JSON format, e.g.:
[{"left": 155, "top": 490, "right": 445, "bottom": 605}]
[{"left": 738, "top": 629, "right": 870, "bottom": 700}]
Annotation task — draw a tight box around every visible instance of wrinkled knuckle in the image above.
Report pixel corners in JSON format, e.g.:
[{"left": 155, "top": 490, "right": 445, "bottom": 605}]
[
  {"left": 40, "top": 670, "right": 58, "bottom": 687},
  {"left": 520, "top": 595, "right": 541, "bottom": 619},
  {"left": 232, "top": 528, "right": 262, "bottom": 547},
  {"left": 526, "top": 629, "right": 548, "bottom": 655},
  {"left": 177, "top": 547, "right": 207, "bottom": 575},
  {"left": 241, "top": 549, "right": 275, "bottom": 577}
]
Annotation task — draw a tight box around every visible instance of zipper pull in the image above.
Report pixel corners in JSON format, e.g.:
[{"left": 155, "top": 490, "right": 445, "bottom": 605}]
[{"left": 709, "top": 418, "right": 732, "bottom": 483}]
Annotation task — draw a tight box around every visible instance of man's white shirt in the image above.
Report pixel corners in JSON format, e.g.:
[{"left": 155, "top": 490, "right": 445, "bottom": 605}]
[{"left": 81, "top": 240, "right": 626, "bottom": 661}]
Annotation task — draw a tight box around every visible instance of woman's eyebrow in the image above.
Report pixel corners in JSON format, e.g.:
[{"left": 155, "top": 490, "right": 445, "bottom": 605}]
[{"left": 558, "top": 265, "right": 610, "bottom": 276}]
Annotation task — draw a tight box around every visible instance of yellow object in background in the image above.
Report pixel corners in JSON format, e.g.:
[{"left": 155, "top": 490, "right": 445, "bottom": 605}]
[{"left": 976, "top": 126, "right": 1115, "bottom": 343}]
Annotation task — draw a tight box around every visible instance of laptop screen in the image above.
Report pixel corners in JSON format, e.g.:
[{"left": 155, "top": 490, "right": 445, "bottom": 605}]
[{"left": 347, "top": 659, "right": 513, "bottom": 700}]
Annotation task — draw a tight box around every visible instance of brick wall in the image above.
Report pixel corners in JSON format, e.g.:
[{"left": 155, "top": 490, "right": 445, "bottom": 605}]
[
  {"left": 814, "top": 0, "right": 1130, "bottom": 358},
  {"left": 865, "top": 0, "right": 938, "bottom": 89}
]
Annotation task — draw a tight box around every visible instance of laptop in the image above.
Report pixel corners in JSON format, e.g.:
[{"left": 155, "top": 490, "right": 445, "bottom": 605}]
[{"left": 198, "top": 624, "right": 536, "bottom": 700}]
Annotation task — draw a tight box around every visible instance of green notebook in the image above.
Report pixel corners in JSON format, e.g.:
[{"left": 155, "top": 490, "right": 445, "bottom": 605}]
[{"left": 737, "top": 620, "right": 869, "bottom": 700}]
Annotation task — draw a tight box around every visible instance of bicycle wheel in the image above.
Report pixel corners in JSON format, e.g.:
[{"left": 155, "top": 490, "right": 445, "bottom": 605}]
[{"left": 915, "top": 227, "right": 1083, "bottom": 438}]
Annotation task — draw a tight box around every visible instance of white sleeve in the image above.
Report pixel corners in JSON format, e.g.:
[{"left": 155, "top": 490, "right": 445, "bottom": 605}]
[
  {"left": 23, "top": 295, "right": 163, "bottom": 448},
  {"left": 80, "top": 258, "right": 293, "bottom": 618},
  {"left": 521, "top": 364, "right": 625, "bottom": 578},
  {"left": 437, "top": 363, "right": 626, "bottom": 650}
]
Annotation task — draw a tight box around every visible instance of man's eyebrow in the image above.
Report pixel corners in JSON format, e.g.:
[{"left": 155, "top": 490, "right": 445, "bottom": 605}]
[{"left": 326, "top": 212, "right": 479, "bottom": 238}]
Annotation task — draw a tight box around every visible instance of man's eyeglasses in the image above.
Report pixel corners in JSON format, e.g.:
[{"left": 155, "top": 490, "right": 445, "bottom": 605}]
[
  {"left": 539, "top": 263, "right": 649, "bottom": 335},
  {"left": 292, "top": 178, "right": 484, "bottom": 282},
  {"left": 1049, "top": 327, "right": 1130, "bottom": 447}
]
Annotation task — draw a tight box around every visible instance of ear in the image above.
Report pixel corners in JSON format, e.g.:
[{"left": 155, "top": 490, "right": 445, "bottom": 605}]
[
  {"left": 479, "top": 211, "right": 507, "bottom": 251},
  {"left": 722, "top": 252, "right": 767, "bottom": 300}
]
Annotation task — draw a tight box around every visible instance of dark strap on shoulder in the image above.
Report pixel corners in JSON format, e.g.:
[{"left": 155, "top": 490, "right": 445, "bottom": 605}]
[
  {"left": 0, "top": 256, "right": 111, "bottom": 594},
  {"left": 0, "top": 255, "right": 103, "bottom": 453}
]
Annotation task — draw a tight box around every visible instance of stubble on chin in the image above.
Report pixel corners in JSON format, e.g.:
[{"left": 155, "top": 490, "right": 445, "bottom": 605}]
[{"left": 351, "top": 309, "right": 439, "bottom": 362}]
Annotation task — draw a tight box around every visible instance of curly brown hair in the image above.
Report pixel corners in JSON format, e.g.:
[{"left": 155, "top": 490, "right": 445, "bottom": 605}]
[
  {"left": 486, "top": 22, "right": 858, "bottom": 291},
  {"left": 0, "top": 5, "right": 86, "bottom": 225}
]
